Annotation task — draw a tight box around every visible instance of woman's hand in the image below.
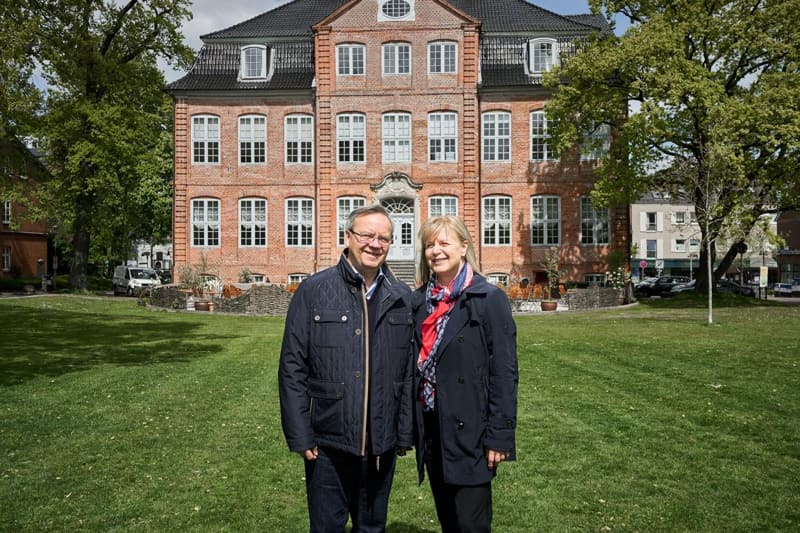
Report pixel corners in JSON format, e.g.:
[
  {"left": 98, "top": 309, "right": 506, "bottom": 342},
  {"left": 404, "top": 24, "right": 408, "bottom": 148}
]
[{"left": 486, "top": 449, "right": 508, "bottom": 469}]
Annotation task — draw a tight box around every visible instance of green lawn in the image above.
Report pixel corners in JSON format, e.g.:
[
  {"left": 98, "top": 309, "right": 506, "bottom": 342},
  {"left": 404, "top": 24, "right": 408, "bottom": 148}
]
[{"left": 1, "top": 295, "right": 799, "bottom": 532}]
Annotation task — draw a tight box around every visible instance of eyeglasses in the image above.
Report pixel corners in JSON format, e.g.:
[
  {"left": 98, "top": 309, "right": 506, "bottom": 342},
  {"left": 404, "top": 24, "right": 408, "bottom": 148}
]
[{"left": 348, "top": 229, "right": 393, "bottom": 246}]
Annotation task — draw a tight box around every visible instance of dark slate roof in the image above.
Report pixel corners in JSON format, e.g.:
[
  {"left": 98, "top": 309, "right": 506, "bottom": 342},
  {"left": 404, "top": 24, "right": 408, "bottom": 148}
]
[
  {"left": 202, "top": 0, "right": 351, "bottom": 39},
  {"left": 448, "top": 0, "right": 609, "bottom": 33},
  {"left": 167, "top": 41, "right": 315, "bottom": 91},
  {"left": 169, "top": 0, "right": 608, "bottom": 92}
]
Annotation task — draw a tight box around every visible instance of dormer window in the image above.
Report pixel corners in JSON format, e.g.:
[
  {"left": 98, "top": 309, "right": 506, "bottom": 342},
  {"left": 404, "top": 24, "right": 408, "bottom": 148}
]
[
  {"left": 379, "top": 0, "right": 414, "bottom": 21},
  {"left": 529, "top": 38, "right": 559, "bottom": 74},
  {"left": 240, "top": 45, "right": 268, "bottom": 79}
]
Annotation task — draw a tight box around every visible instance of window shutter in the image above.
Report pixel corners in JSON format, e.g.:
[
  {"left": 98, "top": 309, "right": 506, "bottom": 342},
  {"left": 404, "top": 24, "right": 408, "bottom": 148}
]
[
  {"left": 657, "top": 240, "right": 664, "bottom": 258},
  {"left": 640, "top": 239, "right": 647, "bottom": 257},
  {"left": 657, "top": 212, "right": 664, "bottom": 232},
  {"left": 640, "top": 212, "right": 647, "bottom": 231}
]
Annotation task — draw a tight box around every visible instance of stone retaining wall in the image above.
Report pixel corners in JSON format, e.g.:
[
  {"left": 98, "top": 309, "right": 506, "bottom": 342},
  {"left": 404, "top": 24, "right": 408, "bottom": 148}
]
[{"left": 149, "top": 284, "right": 293, "bottom": 315}]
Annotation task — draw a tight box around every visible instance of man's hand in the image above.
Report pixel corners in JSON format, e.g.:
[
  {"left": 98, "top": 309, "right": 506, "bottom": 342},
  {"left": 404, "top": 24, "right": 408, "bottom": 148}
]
[
  {"left": 486, "top": 449, "right": 508, "bottom": 469},
  {"left": 299, "top": 447, "right": 319, "bottom": 460}
]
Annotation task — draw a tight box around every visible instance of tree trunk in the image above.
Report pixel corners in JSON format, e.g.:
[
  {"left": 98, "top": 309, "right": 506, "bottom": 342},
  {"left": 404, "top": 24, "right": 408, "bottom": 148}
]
[{"left": 69, "top": 196, "right": 91, "bottom": 290}]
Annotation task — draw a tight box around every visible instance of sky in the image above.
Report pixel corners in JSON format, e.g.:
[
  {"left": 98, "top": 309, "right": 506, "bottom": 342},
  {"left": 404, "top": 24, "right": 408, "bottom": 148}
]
[{"left": 162, "top": 0, "right": 631, "bottom": 82}]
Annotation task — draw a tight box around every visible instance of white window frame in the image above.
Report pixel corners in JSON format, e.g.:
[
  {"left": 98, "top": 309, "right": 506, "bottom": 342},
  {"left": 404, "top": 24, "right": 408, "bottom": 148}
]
[
  {"left": 530, "top": 111, "right": 556, "bottom": 161},
  {"left": 192, "top": 115, "right": 220, "bottom": 164},
  {"left": 337, "top": 113, "right": 366, "bottom": 164},
  {"left": 239, "top": 198, "right": 267, "bottom": 248},
  {"left": 336, "top": 44, "right": 365, "bottom": 76},
  {"left": 486, "top": 273, "right": 510, "bottom": 287},
  {"left": 428, "top": 112, "right": 457, "bottom": 162},
  {"left": 382, "top": 42, "right": 411, "bottom": 75},
  {"left": 580, "top": 196, "right": 610, "bottom": 245},
  {"left": 482, "top": 196, "right": 512, "bottom": 246},
  {"left": 674, "top": 239, "right": 687, "bottom": 253},
  {"left": 286, "top": 198, "right": 314, "bottom": 247},
  {"left": 429, "top": 195, "right": 458, "bottom": 217},
  {"left": 191, "top": 198, "right": 220, "bottom": 248},
  {"left": 239, "top": 115, "right": 266, "bottom": 164},
  {"left": 531, "top": 196, "right": 561, "bottom": 246},
  {"left": 482, "top": 112, "right": 511, "bottom": 162},
  {"left": 428, "top": 41, "right": 457, "bottom": 74},
  {"left": 285, "top": 114, "right": 314, "bottom": 164},
  {"left": 581, "top": 122, "right": 611, "bottom": 161},
  {"left": 674, "top": 211, "right": 686, "bottom": 225},
  {"left": 2, "top": 200, "right": 10, "bottom": 225},
  {"left": 2, "top": 246, "right": 10, "bottom": 272},
  {"left": 646, "top": 239, "right": 658, "bottom": 259},
  {"left": 240, "top": 45, "right": 268, "bottom": 79},
  {"left": 337, "top": 196, "right": 366, "bottom": 246},
  {"left": 529, "top": 38, "right": 559, "bottom": 74},
  {"left": 288, "top": 273, "right": 309, "bottom": 285},
  {"left": 382, "top": 113, "right": 411, "bottom": 163},
  {"left": 378, "top": 0, "right": 414, "bottom": 21},
  {"left": 646, "top": 212, "right": 657, "bottom": 232}
]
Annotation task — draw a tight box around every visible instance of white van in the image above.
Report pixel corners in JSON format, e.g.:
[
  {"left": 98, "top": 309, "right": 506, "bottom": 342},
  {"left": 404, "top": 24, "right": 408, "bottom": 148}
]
[{"left": 113, "top": 265, "right": 161, "bottom": 295}]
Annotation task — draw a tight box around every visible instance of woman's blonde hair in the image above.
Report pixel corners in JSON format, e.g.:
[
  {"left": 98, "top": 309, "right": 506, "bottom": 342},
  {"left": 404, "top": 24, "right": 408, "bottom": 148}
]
[{"left": 417, "top": 216, "right": 480, "bottom": 284}]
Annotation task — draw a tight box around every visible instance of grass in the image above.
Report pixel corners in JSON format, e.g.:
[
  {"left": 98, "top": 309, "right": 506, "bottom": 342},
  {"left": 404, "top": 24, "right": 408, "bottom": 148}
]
[{"left": 1, "top": 295, "right": 799, "bottom": 532}]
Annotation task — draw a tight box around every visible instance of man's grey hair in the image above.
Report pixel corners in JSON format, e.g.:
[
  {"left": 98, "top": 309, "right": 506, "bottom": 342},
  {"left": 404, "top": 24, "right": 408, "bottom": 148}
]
[{"left": 346, "top": 204, "right": 394, "bottom": 233}]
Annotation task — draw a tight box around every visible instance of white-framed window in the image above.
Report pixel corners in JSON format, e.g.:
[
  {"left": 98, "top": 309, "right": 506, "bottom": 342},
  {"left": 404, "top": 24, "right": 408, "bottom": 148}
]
[
  {"left": 337, "top": 44, "right": 365, "bottom": 76},
  {"left": 191, "top": 198, "right": 220, "bottom": 247},
  {"left": 689, "top": 238, "right": 700, "bottom": 252},
  {"left": 240, "top": 45, "right": 268, "bottom": 79},
  {"left": 382, "top": 113, "right": 411, "bottom": 163},
  {"left": 646, "top": 239, "right": 657, "bottom": 259},
  {"left": 286, "top": 198, "right": 314, "bottom": 247},
  {"left": 640, "top": 211, "right": 663, "bottom": 232},
  {"left": 580, "top": 196, "right": 610, "bottom": 245},
  {"left": 239, "top": 198, "right": 267, "bottom": 247},
  {"left": 486, "top": 273, "right": 510, "bottom": 287},
  {"left": 192, "top": 115, "right": 220, "bottom": 164},
  {"left": 2, "top": 246, "right": 10, "bottom": 272},
  {"left": 674, "top": 239, "right": 687, "bottom": 253},
  {"left": 337, "top": 196, "right": 366, "bottom": 246},
  {"left": 581, "top": 122, "right": 611, "bottom": 160},
  {"left": 337, "top": 113, "right": 366, "bottom": 163},
  {"left": 429, "top": 195, "right": 458, "bottom": 217},
  {"left": 529, "top": 38, "right": 558, "bottom": 73},
  {"left": 379, "top": 0, "right": 414, "bottom": 21},
  {"left": 531, "top": 196, "right": 560, "bottom": 245},
  {"left": 239, "top": 115, "right": 266, "bottom": 164},
  {"left": 585, "top": 273, "right": 605, "bottom": 286},
  {"left": 530, "top": 111, "right": 556, "bottom": 161},
  {"left": 482, "top": 196, "right": 512, "bottom": 246},
  {"left": 428, "top": 41, "right": 457, "bottom": 74},
  {"left": 288, "top": 273, "right": 309, "bottom": 285},
  {"left": 647, "top": 212, "right": 657, "bottom": 231},
  {"left": 428, "top": 112, "right": 457, "bottom": 162},
  {"left": 383, "top": 43, "right": 410, "bottom": 75},
  {"left": 2, "top": 200, "right": 10, "bottom": 224},
  {"left": 285, "top": 115, "right": 313, "bottom": 164},
  {"left": 674, "top": 211, "right": 686, "bottom": 224},
  {"left": 482, "top": 112, "right": 511, "bottom": 161}
]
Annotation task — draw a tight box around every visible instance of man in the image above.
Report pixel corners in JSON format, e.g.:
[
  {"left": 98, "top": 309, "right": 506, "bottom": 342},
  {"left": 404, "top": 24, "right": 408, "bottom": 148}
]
[{"left": 279, "top": 204, "right": 414, "bottom": 532}]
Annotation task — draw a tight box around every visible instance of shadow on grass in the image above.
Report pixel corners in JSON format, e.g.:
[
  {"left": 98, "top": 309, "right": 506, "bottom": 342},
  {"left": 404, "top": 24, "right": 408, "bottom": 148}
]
[{"left": 0, "top": 303, "right": 232, "bottom": 386}]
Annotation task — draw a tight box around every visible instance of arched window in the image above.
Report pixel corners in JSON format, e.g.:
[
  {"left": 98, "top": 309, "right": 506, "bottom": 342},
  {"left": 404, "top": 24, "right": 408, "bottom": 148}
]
[
  {"left": 240, "top": 45, "right": 268, "bottom": 79},
  {"left": 239, "top": 115, "right": 266, "bottom": 164},
  {"left": 529, "top": 38, "right": 558, "bottom": 74},
  {"left": 482, "top": 111, "right": 511, "bottom": 161},
  {"left": 191, "top": 115, "right": 220, "bottom": 164},
  {"left": 337, "top": 196, "right": 366, "bottom": 245},
  {"left": 239, "top": 198, "right": 267, "bottom": 247},
  {"left": 482, "top": 196, "right": 511, "bottom": 246},
  {"left": 531, "top": 195, "right": 560, "bottom": 245},
  {"left": 191, "top": 198, "right": 220, "bottom": 247}
]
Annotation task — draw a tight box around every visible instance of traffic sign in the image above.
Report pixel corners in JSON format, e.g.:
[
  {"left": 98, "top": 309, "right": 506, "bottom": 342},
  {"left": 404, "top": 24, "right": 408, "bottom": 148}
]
[{"left": 639, "top": 260, "right": 648, "bottom": 268}]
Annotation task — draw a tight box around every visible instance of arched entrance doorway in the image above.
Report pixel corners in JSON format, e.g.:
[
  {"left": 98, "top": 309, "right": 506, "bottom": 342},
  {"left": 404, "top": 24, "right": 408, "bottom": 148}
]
[{"left": 383, "top": 198, "right": 414, "bottom": 261}]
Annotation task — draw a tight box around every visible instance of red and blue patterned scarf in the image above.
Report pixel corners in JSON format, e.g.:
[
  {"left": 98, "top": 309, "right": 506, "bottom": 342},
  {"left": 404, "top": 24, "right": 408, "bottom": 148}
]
[{"left": 418, "top": 262, "right": 474, "bottom": 411}]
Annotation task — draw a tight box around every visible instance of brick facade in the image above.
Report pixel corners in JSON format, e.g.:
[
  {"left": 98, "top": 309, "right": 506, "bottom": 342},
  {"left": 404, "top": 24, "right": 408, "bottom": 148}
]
[{"left": 169, "top": 0, "right": 627, "bottom": 285}]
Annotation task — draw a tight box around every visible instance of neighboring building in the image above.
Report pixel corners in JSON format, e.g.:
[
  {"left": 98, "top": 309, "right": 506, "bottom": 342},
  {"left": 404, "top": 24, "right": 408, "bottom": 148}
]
[
  {"left": 0, "top": 140, "right": 50, "bottom": 279},
  {"left": 777, "top": 210, "right": 800, "bottom": 283},
  {"left": 132, "top": 241, "right": 173, "bottom": 271},
  {"left": 630, "top": 192, "right": 701, "bottom": 280},
  {"left": 167, "top": 0, "right": 627, "bottom": 286}
]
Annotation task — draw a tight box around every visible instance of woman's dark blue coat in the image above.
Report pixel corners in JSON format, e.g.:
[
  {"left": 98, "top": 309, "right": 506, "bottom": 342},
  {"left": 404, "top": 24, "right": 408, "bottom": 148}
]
[{"left": 412, "top": 274, "right": 518, "bottom": 486}]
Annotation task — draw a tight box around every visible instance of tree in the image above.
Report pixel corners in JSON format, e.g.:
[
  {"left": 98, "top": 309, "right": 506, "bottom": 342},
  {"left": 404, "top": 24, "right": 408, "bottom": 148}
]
[
  {"left": 546, "top": 0, "right": 800, "bottom": 300},
  {"left": 4, "top": 0, "right": 192, "bottom": 289}
]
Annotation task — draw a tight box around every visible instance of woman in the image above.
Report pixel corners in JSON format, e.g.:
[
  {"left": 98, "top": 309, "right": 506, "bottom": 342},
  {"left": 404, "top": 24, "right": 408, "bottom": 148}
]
[{"left": 412, "top": 216, "right": 518, "bottom": 533}]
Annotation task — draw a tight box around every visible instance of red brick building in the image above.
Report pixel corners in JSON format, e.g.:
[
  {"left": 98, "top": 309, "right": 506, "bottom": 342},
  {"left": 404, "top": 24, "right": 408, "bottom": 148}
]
[
  {"left": 167, "top": 0, "right": 627, "bottom": 286},
  {"left": 1, "top": 141, "right": 49, "bottom": 279}
]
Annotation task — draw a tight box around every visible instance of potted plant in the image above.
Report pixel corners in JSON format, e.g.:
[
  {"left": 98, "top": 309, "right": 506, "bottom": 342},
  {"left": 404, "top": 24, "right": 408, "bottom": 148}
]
[{"left": 540, "top": 247, "right": 563, "bottom": 311}]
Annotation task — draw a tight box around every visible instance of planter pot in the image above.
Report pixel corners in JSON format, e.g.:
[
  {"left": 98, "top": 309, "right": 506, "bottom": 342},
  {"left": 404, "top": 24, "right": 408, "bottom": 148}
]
[
  {"left": 540, "top": 300, "right": 558, "bottom": 312},
  {"left": 194, "top": 301, "right": 210, "bottom": 311}
]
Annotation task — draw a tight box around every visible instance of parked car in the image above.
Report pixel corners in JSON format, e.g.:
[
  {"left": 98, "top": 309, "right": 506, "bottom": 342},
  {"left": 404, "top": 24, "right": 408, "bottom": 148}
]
[
  {"left": 636, "top": 275, "right": 691, "bottom": 297},
  {"left": 774, "top": 282, "right": 794, "bottom": 296},
  {"left": 112, "top": 265, "right": 161, "bottom": 296},
  {"left": 634, "top": 277, "right": 659, "bottom": 292},
  {"left": 717, "top": 279, "right": 755, "bottom": 297},
  {"left": 670, "top": 279, "right": 696, "bottom": 295}
]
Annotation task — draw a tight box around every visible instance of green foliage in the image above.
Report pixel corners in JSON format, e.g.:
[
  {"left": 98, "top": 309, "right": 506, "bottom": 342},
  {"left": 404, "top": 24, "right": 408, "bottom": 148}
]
[
  {"left": 547, "top": 0, "right": 800, "bottom": 288},
  {"left": 1, "top": 0, "right": 194, "bottom": 289},
  {"left": 1, "top": 296, "right": 799, "bottom": 531}
]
